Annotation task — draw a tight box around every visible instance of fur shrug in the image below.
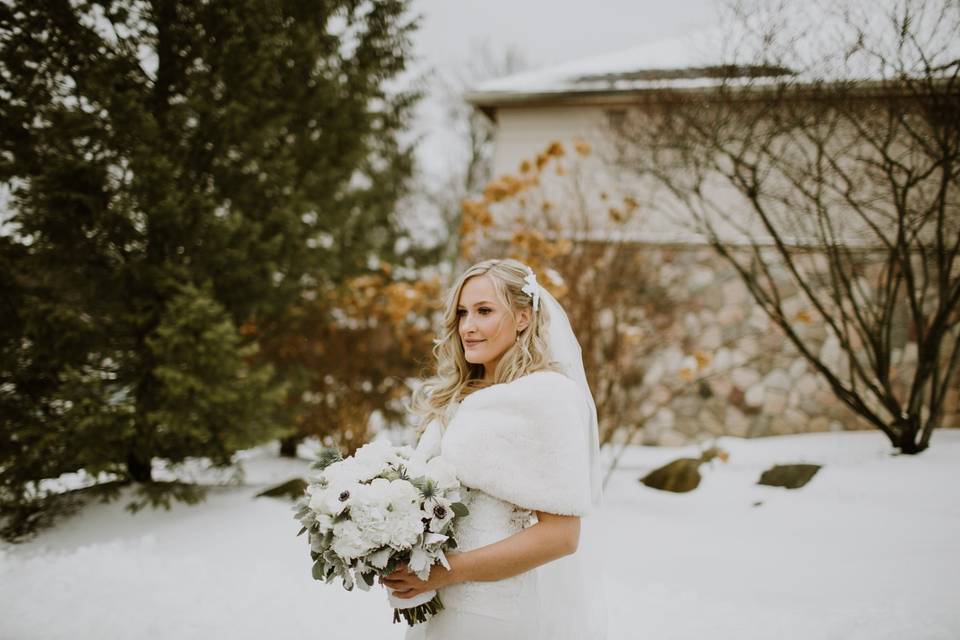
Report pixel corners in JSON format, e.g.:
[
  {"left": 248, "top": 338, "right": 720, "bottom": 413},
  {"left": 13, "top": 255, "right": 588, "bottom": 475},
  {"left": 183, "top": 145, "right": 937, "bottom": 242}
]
[{"left": 417, "top": 371, "right": 594, "bottom": 517}]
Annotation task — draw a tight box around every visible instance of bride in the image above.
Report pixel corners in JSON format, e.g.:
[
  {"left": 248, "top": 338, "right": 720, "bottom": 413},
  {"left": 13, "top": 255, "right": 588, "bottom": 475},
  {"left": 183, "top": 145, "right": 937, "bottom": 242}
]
[{"left": 381, "top": 258, "right": 607, "bottom": 640}]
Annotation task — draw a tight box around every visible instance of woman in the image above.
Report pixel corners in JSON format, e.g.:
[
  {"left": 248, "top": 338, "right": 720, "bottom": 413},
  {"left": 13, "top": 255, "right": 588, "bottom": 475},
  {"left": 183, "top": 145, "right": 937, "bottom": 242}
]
[{"left": 381, "top": 258, "right": 607, "bottom": 640}]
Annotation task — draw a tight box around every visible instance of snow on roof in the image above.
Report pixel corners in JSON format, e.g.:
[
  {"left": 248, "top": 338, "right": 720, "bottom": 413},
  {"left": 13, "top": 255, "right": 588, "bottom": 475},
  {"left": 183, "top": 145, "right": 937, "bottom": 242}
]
[
  {"left": 465, "top": 29, "right": 750, "bottom": 103},
  {"left": 465, "top": 10, "right": 960, "bottom": 107}
]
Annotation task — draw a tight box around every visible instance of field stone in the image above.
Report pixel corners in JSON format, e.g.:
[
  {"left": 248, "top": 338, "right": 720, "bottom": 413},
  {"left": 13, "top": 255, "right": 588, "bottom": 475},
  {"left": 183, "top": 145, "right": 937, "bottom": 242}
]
[
  {"left": 726, "top": 406, "right": 751, "bottom": 437},
  {"left": 809, "top": 416, "right": 830, "bottom": 432},
  {"left": 796, "top": 374, "right": 819, "bottom": 395},
  {"left": 764, "top": 369, "right": 791, "bottom": 392},
  {"left": 256, "top": 477, "right": 308, "bottom": 501},
  {"left": 732, "top": 367, "right": 761, "bottom": 389},
  {"left": 762, "top": 389, "right": 788, "bottom": 414},
  {"left": 757, "top": 464, "right": 822, "bottom": 489},
  {"left": 788, "top": 358, "right": 808, "bottom": 378},
  {"left": 745, "top": 383, "right": 766, "bottom": 407},
  {"left": 640, "top": 458, "right": 702, "bottom": 493}
]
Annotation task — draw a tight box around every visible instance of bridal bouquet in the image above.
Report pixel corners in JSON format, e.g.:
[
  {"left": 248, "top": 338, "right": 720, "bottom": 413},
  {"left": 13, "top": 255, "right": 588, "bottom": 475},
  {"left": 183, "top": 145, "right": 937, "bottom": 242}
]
[{"left": 293, "top": 440, "right": 469, "bottom": 626}]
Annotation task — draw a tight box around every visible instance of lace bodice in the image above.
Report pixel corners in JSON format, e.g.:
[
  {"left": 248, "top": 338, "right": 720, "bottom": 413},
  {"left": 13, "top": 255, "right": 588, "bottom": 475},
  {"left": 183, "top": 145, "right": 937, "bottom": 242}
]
[
  {"left": 414, "top": 412, "right": 539, "bottom": 620},
  {"left": 455, "top": 487, "right": 535, "bottom": 550},
  {"left": 439, "top": 486, "right": 536, "bottom": 619}
]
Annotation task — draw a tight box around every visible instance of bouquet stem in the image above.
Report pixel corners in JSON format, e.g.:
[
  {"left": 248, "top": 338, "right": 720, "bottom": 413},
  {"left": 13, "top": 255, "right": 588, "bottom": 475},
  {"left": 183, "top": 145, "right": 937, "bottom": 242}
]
[{"left": 391, "top": 592, "right": 444, "bottom": 626}]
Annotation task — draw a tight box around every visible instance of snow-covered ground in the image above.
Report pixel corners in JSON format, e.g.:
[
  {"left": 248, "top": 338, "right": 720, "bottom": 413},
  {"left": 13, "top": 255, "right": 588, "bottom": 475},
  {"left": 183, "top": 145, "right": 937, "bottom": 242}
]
[{"left": 3, "top": 429, "right": 959, "bottom": 640}]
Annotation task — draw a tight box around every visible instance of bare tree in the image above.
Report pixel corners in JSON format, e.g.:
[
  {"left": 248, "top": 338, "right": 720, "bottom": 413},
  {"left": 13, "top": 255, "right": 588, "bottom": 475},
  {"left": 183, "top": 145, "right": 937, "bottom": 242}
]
[
  {"left": 614, "top": 0, "right": 960, "bottom": 453},
  {"left": 417, "top": 41, "right": 527, "bottom": 277},
  {"left": 459, "top": 140, "right": 763, "bottom": 457}
]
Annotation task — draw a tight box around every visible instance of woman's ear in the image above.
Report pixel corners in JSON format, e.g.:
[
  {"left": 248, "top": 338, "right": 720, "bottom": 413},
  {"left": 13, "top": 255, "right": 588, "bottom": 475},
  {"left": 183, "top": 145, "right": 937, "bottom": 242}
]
[{"left": 517, "top": 307, "right": 532, "bottom": 333}]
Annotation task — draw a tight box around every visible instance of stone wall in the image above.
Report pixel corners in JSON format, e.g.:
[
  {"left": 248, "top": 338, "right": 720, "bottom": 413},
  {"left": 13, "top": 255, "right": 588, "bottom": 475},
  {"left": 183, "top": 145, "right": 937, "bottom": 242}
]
[{"left": 614, "top": 242, "right": 959, "bottom": 446}]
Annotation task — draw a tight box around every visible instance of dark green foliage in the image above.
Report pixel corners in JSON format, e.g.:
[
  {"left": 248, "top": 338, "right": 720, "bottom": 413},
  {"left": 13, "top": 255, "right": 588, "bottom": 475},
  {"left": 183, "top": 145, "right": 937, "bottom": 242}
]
[
  {"left": 393, "top": 591, "right": 444, "bottom": 626},
  {"left": 124, "top": 480, "right": 208, "bottom": 514},
  {"left": 311, "top": 446, "right": 344, "bottom": 472},
  {"left": 0, "top": 0, "right": 419, "bottom": 540}
]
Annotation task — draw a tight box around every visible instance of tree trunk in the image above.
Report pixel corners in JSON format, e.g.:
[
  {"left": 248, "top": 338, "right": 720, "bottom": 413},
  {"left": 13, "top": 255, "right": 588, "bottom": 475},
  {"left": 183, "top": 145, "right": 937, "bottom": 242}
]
[
  {"left": 126, "top": 451, "right": 153, "bottom": 483},
  {"left": 279, "top": 435, "right": 301, "bottom": 458},
  {"left": 893, "top": 417, "right": 928, "bottom": 455}
]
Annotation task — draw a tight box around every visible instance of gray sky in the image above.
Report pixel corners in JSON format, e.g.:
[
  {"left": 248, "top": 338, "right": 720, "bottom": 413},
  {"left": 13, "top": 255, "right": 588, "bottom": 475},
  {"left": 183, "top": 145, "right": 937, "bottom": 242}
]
[
  {"left": 406, "top": 0, "right": 722, "bottom": 179},
  {"left": 410, "top": 0, "right": 721, "bottom": 72}
]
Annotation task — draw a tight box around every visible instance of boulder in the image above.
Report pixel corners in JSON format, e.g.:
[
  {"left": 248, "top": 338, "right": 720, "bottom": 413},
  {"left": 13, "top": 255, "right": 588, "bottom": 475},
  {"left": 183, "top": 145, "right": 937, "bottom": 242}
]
[
  {"left": 640, "top": 447, "right": 729, "bottom": 493},
  {"left": 640, "top": 458, "right": 702, "bottom": 493},
  {"left": 256, "top": 477, "right": 308, "bottom": 501},
  {"left": 757, "top": 464, "right": 821, "bottom": 489}
]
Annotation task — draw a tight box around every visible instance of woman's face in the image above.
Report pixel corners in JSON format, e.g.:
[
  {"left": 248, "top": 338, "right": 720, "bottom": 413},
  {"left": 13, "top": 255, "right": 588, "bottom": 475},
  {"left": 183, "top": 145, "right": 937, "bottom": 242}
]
[{"left": 457, "top": 275, "right": 529, "bottom": 377}]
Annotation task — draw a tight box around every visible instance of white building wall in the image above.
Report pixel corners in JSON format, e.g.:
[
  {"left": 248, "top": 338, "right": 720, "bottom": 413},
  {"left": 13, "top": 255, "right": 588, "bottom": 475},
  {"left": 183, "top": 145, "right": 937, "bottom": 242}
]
[{"left": 488, "top": 103, "right": 754, "bottom": 243}]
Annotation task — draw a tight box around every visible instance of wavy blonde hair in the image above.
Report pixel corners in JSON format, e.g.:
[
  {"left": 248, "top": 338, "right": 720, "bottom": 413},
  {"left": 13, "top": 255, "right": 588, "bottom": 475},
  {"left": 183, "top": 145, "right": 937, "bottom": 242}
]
[{"left": 410, "top": 258, "right": 561, "bottom": 431}]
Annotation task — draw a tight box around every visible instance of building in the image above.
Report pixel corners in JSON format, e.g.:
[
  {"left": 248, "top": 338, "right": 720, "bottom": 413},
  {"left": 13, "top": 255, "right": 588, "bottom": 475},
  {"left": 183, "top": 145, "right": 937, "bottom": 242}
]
[{"left": 462, "top": 32, "right": 959, "bottom": 446}]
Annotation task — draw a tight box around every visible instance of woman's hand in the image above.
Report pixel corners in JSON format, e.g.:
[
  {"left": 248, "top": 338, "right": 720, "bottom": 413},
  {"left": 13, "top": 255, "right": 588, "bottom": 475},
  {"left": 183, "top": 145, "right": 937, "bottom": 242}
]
[
  {"left": 380, "top": 562, "right": 455, "bottom": 599},
  {"left": 381, "top": 512, "right": 579, "bottom": 598}
]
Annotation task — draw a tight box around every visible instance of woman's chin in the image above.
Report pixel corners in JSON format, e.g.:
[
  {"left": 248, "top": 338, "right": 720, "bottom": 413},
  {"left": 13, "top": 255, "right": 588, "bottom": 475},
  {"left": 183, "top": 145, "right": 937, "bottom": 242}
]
[{"left": 464, "top": 352, "right": 488, "bottom": 366}]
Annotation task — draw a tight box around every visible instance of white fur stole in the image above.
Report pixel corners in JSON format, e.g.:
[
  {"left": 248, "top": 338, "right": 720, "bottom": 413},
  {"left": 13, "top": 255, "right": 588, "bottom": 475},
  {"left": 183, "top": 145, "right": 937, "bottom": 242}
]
[{"left": 419, "top": 371, "right": 594, "bottom": 517}]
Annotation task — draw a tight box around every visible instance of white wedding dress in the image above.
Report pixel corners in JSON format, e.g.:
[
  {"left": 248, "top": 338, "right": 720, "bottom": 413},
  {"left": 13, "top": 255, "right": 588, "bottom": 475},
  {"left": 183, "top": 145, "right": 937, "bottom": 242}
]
[
  {"left": 405, "top": 414, "right": 540, "bottom": 640},
  {"left": 404, "top": 372, "right": 607, "bottom": 640},
  {"left": 404, "top": 484, "right": 542, "bottom": 640}
]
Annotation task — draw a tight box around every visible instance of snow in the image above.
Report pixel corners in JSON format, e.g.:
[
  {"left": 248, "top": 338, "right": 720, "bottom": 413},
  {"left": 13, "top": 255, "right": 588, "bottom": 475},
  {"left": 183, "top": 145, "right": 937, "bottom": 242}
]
[
  {"left": 467, "top": 31, "right": 723, "bottom": 97},
  {"left": 465, "top": 3, "right": 960, "bottom": 103},
  {"left": 3, "top": 430, "right": 959, "bottom": 640}
]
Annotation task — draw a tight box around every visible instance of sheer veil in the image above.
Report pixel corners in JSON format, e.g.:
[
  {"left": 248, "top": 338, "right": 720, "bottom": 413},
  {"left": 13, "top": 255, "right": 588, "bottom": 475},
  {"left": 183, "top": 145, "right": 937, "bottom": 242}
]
[{"left": 536, "top": 284, "right": 608, "bottom": 640}]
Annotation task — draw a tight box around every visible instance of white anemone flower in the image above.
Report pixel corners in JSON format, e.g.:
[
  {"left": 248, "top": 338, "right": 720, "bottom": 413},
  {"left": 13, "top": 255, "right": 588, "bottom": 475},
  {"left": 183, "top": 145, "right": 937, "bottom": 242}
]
[
  {"left": 315, "top": 481, "right": 358, "bottom": 516},
  {"left": 422, "top": 496, "right": 455, "bottom": 533}
]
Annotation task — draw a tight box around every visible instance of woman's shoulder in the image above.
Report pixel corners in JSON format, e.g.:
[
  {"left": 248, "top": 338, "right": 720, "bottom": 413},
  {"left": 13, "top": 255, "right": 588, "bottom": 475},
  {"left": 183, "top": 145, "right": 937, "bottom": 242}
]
[
  {"left": 513, "top": 369, "right": 579, "bottom": 391},
  {"left": 462, "top": 369, "right": 580, "bottom": 410}
]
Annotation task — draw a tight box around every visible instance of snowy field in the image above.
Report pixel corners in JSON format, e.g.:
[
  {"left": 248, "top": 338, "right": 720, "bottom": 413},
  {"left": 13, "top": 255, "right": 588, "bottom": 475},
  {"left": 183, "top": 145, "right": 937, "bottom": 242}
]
[{"left": 2, "top": 429, "right": 959, "bottom": 640}]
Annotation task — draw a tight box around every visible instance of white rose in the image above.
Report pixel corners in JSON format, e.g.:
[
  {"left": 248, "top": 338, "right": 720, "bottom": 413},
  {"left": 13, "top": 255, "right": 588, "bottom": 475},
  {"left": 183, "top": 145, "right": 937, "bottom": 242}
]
[
  {"left": 351, "top": 440, "right": 397, "bottom": 473},
  {"left": 386, "top": 478, "right": 421, "bottom": 505},
  {"left": 348, "top": 484, "right": 394, "bottom": 548},
  {"left": 348, "top": 479, "right": 425, "bottom": 551},
  {"left": 387, "top": 506, "right": 425, "bottom": 550},
  {"left": 395, "top": 445, "right": 416, "bottom": 460},
  {"left": 426, "top": 457, "right": 460, "bottom": 491},
  {"left": 331, "top": 520, "right": 373, "bottom": 560},
  {"left": 403, "top": 456, "right": 429, "bottom": 480},
  {"left": 324, "top": 457, "right": 380, "bottom": 485},
  {"left": 384, "top": 481, "right": 426, "bottom": 549}
]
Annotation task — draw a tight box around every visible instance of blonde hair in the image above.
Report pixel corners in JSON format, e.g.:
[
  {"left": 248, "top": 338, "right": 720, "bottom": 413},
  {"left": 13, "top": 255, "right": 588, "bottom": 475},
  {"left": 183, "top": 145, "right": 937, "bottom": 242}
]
[{"left": 410, "top": 258, "right": 561, "bottom": 430}]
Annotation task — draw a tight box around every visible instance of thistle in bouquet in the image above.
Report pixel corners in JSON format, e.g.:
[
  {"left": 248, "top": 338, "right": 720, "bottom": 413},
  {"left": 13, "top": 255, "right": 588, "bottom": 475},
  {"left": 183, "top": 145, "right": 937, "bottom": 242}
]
[{"left": 293, "top": 440, "right": 469, "bottom": 626}]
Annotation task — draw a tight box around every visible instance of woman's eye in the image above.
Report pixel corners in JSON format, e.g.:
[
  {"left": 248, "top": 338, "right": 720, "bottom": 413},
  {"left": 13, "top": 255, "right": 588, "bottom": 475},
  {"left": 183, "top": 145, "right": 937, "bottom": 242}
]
[
  {"left": 478, "top": 307, "right": 491, "bottom": 315},
  {"left": 456, "top": 309, "right": 466, "bottom": 317}
]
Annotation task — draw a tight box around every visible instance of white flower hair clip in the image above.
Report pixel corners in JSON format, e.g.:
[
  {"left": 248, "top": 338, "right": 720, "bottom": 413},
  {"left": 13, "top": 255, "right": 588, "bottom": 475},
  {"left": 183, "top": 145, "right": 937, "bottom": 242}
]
[{"left": 522, "top": 267, "right": 541, "bottom": 311}]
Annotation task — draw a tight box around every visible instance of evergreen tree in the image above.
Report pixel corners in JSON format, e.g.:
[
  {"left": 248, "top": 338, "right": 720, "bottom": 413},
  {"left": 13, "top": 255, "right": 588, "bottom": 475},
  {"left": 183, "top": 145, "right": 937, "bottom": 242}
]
[{"left": 0, "top": 0, "right": 419, "bottom": 539}]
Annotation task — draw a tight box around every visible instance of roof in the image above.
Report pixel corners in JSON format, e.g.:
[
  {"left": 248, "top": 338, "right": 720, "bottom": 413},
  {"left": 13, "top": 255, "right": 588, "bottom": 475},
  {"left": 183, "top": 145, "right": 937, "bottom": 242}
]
[
  {"left": 464, "top": 23, "right": 960, "bottom": 110},
  {"left": 464, "top": 30, "right": 761, "bottom": 107}
]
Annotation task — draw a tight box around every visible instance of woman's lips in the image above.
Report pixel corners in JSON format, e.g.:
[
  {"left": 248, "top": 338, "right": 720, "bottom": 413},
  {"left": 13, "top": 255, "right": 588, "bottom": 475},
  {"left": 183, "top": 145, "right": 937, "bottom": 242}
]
[{"left": 464, "top": 339, "right": 485, "bottom": 347}]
